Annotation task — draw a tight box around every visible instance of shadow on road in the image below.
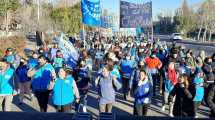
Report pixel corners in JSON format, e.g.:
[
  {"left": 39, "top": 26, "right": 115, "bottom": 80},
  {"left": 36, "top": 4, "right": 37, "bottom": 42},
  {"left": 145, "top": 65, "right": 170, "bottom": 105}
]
[{"left": 12, "top": 95, "right": 38, "bottom": 112}]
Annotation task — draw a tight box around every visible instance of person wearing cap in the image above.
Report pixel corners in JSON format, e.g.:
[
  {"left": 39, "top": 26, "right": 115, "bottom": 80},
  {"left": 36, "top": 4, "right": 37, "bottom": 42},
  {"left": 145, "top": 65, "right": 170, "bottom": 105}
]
[
  {"left": 0, "top": 59, "right": 15, "bottom": 111},
  {"left": 145, "top": 51, "right": 162, "bottom": 96},
  {"left": 3, "top": 48, "right": 16, "bottom": 69},
  {"left": 192, "top": 67, "right": 204, "bottom": 118},
  {"left": 16, "top": 58, "right": 33, "bottom": 105},
  {"left": 27, "top": 55, "right": 56, "bottom": 112},
  {"left": 52, "top": 67, "right": 80, "bottom": 113},
  {"left": 168, "top": 48, "right": 180, "bottom": 64},
  {"left": 74, "top": 59, "right": 91, "bottom": 112}
]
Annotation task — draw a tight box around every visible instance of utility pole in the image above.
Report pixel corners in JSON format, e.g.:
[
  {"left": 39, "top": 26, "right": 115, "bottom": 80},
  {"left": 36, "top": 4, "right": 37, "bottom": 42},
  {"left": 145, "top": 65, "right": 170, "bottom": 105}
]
[{"left": 37, "top": 0, "right": 40, "bottom": 23}]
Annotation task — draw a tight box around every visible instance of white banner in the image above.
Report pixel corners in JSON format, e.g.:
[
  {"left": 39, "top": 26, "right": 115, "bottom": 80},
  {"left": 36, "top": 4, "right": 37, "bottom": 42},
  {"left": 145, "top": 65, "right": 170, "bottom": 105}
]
[{"left": 58, "top": 33, "right": 79, "bottom": 68}]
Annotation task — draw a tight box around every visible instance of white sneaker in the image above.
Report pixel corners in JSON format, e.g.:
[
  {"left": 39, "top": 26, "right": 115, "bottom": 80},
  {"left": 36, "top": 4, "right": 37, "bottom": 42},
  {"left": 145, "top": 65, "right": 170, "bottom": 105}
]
[
  {"left": 195, "top": 115, "right": 199, "bottom": 118},
  {"left": 169, "top": 113, "right": 174, "bottom": 117},
  {"left": 83, "top": 106, "right": 87, "bottom": 113},
  {"left": 161, "top": 106, "right": 165, "bottom": 111}
]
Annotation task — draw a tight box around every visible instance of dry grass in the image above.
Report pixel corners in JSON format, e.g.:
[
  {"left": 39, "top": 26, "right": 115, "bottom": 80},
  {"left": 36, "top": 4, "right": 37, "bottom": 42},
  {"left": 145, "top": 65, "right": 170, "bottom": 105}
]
[{"left": 0, "top": 36, "right": 27, "bottom": 58}]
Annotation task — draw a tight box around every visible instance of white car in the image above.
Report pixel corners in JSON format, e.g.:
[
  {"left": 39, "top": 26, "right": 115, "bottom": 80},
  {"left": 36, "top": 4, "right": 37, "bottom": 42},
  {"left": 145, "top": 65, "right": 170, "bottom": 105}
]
[{"left": 171, "top": 33, "right": 183, "bottom": 41}]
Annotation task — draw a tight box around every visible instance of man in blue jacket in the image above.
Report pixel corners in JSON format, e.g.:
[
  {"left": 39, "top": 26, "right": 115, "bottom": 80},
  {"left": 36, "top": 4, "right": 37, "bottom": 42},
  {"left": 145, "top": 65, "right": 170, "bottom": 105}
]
[
  {"left": 28, "top": 55, "right": 56, "bottom": 112},
  {"left": 0, "top": 59, "right": 15, "bottom": 111}
]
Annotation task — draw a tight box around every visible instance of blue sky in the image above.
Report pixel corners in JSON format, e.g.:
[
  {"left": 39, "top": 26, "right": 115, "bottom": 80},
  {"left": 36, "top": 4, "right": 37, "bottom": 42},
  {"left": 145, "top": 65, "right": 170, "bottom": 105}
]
[{"left": 101, "top": 0, "right": 204, "bottom": 20}]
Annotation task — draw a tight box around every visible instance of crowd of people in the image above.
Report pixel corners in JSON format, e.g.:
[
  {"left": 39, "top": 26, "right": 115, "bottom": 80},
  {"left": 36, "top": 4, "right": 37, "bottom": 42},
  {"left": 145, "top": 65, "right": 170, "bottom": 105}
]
[{"left": 0, "top": 34, "right": 215, "bottom": 118}]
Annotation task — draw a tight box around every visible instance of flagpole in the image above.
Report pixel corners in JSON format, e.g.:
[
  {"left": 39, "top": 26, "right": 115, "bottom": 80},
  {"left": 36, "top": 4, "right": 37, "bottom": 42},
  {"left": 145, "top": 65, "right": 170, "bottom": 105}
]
[
  {"left": 83, "top": 24, "right": 86, "bottom": 49},
  {"left": 150, "top": 1, "right": 153, "bottom": 42},
  {"left": 99, "top": 0, "right": 102, "bottom": 41}
]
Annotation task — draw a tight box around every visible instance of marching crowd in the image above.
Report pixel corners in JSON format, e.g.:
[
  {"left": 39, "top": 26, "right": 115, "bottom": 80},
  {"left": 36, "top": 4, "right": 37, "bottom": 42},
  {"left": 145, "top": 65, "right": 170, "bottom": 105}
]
[{"left": 0, "top": 35, "right": 215, "bottom": 118}]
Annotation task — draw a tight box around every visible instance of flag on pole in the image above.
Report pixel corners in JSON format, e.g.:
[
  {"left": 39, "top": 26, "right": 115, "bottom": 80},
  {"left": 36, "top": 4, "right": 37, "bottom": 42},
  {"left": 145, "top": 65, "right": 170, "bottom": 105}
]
[
  {"left": 57, "top": 33, "right": 79, "bottom": 68},
  {"left": 81, "top": 0, "right": 101, "bottom": 26}
]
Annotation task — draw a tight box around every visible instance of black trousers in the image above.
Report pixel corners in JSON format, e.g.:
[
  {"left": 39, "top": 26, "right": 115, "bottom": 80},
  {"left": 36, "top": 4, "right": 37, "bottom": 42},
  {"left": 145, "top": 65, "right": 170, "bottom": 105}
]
[
  {"left": 55, "top": 103, "right": 72, "bottom": 113},
  {"left": 135, "top": 103, "right": 149, "bottom": 116},
  {"left": 34, "top": 90, "right": 51, "bottom": 112},
  {"left": 152, "top": 73, "right": 159, "bottom": 96},
  {"left": 122, "top": 77, "right": 129, "bottom": 99}
]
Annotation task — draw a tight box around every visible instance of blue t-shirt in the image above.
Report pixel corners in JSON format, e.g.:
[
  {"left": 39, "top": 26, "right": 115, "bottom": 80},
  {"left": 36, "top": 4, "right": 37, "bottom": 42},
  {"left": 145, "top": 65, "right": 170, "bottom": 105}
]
[
  {"left": 16, "top": 65, "right": 31, "bottom": 83},
  {"left": 53, "top": 75, "right": 75, "bottom": 105},
  {"left": 121, "top": 59, "right": 135, "bottom": 79},
  {"left": 4, "top": 55, "right": 15, "bottom": 64},
  {"left": 31, "top": 63, "right": 55, "bottom": 91},
  {"left": 53, "top": 57, "right": 64, "bottom": 68}
]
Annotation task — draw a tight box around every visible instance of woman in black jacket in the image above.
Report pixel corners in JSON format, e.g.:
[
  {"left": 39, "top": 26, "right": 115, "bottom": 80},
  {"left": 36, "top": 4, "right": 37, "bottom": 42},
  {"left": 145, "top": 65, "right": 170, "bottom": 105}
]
[{"left": 169, "top": 74, "right": 194, "bottom": 117}]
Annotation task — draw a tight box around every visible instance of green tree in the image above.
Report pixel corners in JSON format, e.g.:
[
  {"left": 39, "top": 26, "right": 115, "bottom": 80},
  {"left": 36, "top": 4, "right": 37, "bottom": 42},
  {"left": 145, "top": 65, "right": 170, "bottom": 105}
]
[
  {"left": 173, "top": 0, "right": 196, "bottom": 37},
  {"left": 0, "top": 0, "right": 20, "bottom": 33},
  {"left": 51, "top": 3, "right": 82, "bottom": 35},
  {"left": 0, "top": 0, "right": 20, "bottom": 15}
]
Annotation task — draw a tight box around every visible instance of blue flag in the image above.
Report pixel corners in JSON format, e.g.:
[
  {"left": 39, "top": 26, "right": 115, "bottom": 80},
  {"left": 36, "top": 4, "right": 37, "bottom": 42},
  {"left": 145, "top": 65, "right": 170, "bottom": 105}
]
[{"left": 81, "top": 0, "right": 101, "bottom": 26}]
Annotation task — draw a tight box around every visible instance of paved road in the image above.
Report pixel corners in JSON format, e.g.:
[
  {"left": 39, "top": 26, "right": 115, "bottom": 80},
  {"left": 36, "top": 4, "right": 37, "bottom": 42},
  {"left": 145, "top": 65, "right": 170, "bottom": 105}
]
[
  {"left": 156, "top": 35, "right": 215, "bottom": 56},
  {"left": 11, "top": 88, "right": 210, "bottom": 119},
  {"left": 9, "top": 36, "right": 212, "bottom": 119}
]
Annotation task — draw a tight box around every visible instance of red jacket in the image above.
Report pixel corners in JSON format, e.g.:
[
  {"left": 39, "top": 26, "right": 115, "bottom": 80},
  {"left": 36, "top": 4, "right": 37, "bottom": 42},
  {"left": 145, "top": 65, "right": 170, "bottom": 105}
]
[{"left": 145, "top": 57, "right": 162, "bottom": 69}]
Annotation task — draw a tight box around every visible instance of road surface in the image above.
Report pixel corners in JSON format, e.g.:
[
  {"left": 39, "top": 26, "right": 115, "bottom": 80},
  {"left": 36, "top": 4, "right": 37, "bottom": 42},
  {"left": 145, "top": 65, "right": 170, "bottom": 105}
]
[{"left": 156, "top": 35, "right": 215, "bottom": 56}]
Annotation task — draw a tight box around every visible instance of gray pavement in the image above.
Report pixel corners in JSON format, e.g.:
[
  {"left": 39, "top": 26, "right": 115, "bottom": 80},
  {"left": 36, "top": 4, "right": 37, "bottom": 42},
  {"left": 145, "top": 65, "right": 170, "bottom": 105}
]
[{"left": 10, "top": 89, "right": 210, "bottom": 119}]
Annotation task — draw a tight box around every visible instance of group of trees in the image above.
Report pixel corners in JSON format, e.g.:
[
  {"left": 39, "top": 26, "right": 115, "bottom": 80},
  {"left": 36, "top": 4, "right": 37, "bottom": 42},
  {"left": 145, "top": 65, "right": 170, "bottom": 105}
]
[
  {"left": 155, "top": 0, "right": 215, "bottom": 42},
  {"left": 0, "top": 0, "right": 214, "bottom": 42},
  {"left": 0, "top": 0, "right": 84, "bottom": 36}
]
